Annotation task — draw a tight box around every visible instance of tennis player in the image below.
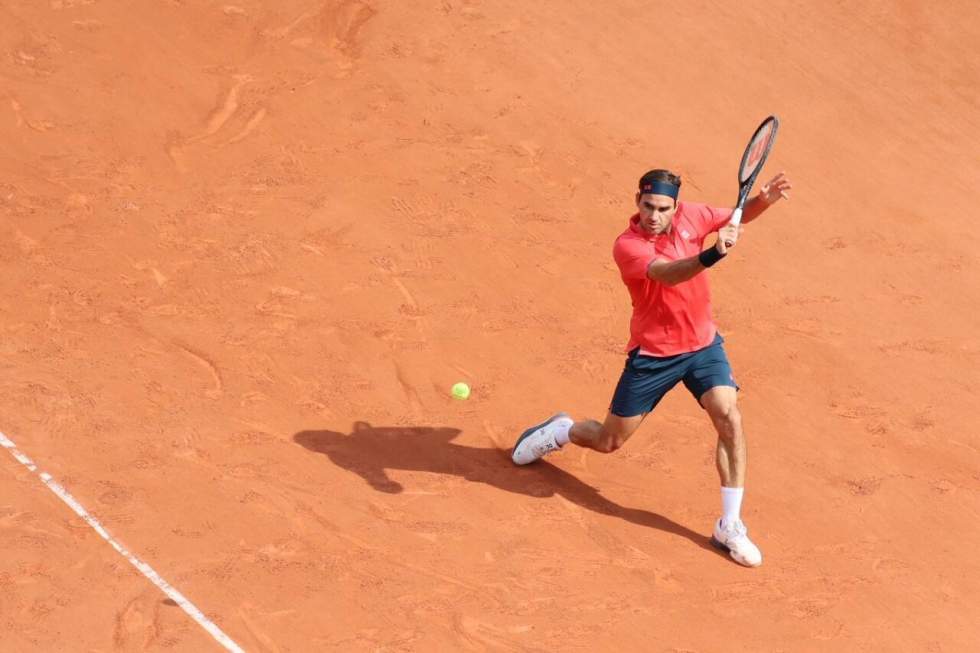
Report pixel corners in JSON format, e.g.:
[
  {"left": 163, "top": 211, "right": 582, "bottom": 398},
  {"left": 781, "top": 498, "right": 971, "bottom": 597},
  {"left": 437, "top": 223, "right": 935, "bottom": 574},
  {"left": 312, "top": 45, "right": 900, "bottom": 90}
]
[{"left": 512, "top": 168, "right": 792, "bottom": 567}]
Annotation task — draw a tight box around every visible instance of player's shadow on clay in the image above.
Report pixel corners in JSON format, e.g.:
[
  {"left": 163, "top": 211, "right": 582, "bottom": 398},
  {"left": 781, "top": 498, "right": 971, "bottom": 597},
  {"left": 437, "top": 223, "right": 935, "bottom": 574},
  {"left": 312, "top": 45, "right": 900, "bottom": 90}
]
[{"left": 294, "top": 421, "right": 714, "bottom": 552}]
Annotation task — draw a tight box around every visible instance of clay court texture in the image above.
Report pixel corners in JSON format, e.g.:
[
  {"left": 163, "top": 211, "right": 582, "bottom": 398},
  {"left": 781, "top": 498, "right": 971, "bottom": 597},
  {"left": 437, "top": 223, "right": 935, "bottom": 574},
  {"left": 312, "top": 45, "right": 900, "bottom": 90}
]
[{"left": 2, "top": 1, "right": 978, "bottom": 651}]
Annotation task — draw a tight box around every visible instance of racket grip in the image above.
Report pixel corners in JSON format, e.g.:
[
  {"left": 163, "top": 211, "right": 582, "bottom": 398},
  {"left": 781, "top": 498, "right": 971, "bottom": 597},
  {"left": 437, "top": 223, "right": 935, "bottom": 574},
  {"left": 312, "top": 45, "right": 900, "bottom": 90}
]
[{"left": 729, "top": 207, "right": 743, "bottom": 227}]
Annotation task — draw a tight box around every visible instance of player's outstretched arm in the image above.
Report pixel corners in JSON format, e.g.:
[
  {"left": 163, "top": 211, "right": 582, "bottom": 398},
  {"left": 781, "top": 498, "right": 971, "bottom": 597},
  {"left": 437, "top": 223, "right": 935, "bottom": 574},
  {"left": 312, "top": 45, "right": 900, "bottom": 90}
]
[{"left": 740, "top": 172, "right": 792, "bottom": 224}]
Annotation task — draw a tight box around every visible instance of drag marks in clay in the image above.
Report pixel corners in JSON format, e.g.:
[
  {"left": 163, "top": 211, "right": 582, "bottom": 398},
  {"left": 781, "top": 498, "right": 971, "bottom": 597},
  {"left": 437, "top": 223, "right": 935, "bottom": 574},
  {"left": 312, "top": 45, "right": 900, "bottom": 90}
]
[{"left": 168, "top": 75, "right": 268, "bottom": 172}]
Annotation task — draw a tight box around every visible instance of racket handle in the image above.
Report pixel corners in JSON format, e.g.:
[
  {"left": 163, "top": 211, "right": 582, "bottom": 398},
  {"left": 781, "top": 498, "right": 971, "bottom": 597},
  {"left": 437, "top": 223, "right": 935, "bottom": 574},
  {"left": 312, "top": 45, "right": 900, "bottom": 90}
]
[{"left": 729, "top": 207, "right": 743, "bottom": 227}]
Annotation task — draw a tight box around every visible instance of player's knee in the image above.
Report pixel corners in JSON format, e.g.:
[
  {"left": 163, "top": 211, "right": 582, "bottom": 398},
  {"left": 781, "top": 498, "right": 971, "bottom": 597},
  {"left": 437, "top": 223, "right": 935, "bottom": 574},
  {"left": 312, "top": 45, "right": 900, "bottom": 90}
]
[
  {"left": 594, "top": 437, "right": 620, "bottom": 453},
  {"left": 595, "top": 438, "right": 621, "bottom": 453},
  {"left": 724, "top": 404, "right": 742, "bottom": 427},
  {"left": 710, "top": 402, "right": 741, "bottom": 435},
  {"left": 596, "top": 426, "right": 633, "bottom": 453}
]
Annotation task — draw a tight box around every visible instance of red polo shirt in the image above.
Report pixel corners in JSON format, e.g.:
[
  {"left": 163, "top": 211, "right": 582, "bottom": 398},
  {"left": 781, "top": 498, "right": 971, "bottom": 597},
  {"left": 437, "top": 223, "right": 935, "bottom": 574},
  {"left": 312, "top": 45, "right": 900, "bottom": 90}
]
[{"left": 612, "top": 201, "right": 733, "bottom": 356}]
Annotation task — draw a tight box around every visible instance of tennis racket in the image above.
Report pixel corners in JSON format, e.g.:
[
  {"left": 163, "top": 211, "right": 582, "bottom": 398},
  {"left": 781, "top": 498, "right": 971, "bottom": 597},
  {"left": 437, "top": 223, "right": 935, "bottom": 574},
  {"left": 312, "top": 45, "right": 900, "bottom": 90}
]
[{"left": 726, "top": 115, "right": 779, "bottom": 245}]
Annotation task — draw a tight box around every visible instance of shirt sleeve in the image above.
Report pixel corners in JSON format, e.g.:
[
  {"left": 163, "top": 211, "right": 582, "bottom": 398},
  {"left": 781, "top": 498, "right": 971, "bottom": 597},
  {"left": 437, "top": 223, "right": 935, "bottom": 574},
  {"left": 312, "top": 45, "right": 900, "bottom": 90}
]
[
  {"left": 686, "top": 202, "right": 734, "bottom": 238},
  {"left": 613, "top": 237, "right": 654, "bottom": 281}
]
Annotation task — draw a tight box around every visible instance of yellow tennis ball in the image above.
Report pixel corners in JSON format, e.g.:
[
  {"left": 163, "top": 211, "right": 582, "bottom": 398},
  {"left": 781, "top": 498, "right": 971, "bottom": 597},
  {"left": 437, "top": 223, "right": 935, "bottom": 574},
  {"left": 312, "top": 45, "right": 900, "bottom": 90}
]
[{"left": 451, "top": 382, "right": 470, "bottom": 400}]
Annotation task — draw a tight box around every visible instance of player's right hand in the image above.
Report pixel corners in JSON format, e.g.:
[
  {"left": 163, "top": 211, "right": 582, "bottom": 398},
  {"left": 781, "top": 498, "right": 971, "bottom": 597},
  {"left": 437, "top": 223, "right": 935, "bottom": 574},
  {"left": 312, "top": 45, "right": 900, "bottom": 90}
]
[{"left": 717, "top": 223, "right": 741, "bottom": 253}]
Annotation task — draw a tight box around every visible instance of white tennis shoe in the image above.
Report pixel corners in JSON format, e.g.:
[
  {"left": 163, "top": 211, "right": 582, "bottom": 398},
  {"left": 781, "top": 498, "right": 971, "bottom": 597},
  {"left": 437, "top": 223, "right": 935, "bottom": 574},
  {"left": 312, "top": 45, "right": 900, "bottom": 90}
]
[
  {"left": 711, "top": 518, "right": 763, "bottom": 567},
  {"left": 511, "top": 413, "right": 573, "bottom": 465}
]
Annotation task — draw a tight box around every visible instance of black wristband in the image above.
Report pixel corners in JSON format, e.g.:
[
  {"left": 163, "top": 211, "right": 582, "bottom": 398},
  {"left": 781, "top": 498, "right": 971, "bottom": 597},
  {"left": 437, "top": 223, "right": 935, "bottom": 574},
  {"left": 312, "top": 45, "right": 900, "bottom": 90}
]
[{"left": 698, "top": 247, "right": 726, "bottom": 268}]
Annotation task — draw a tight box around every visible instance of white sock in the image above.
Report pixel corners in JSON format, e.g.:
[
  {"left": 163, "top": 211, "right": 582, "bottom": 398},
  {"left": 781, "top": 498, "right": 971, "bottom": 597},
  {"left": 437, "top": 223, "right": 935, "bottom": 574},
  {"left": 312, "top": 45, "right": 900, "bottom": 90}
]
[
  {"left": 553, "top": 420, "right": 572, "bottom": 447},
  {"left": 721, "top": 486, "right": 744, "bottom": 526}
]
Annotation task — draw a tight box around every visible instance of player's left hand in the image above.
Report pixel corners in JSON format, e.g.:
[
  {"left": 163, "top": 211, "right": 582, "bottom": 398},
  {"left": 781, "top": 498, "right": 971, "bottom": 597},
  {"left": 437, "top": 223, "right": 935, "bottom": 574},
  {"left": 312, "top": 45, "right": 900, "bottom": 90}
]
[{"left": 759, "top": 172, "right": 792, "bottom": 205}]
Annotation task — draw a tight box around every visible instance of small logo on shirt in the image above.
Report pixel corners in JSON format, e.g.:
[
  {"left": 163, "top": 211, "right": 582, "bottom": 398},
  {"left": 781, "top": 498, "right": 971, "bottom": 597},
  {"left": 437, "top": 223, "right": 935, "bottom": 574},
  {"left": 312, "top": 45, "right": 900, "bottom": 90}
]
[{"left": 681, "top": 230, "right": 691, "bottom": 239}]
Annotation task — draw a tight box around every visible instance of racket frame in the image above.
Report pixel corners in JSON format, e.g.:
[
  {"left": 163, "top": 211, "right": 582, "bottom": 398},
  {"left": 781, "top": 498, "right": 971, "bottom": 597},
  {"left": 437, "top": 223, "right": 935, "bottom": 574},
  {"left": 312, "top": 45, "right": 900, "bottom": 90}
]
[{"left": 729, "top": 115, "right": 779, "bottom": 228}]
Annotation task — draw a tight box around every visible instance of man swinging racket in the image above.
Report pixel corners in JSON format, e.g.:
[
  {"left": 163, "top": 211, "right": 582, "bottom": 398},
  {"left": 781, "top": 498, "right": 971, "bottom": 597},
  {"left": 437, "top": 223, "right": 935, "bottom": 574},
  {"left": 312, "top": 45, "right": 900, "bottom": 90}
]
[{"left": 512, "top": 166, "right": 792, "bottom": 567}]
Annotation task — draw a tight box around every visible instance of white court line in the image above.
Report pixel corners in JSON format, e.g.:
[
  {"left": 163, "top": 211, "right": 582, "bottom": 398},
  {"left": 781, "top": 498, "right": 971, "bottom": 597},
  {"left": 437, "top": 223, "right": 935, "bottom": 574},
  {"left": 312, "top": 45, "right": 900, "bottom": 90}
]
[{"left": 0, "top": 431, "right": 245, "bottom": 653}]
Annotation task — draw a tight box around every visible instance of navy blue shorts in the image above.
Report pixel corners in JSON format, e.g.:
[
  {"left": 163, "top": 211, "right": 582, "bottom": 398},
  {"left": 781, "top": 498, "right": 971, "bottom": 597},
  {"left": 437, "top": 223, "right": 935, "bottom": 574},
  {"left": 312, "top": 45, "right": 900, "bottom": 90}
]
[{"left": 609, "top": 333, "right": 738, "bottom": 418}]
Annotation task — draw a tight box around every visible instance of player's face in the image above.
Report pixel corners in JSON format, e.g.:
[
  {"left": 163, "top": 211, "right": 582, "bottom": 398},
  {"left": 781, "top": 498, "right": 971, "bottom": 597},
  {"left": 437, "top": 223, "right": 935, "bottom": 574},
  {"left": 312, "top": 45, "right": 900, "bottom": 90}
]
[{"left": 636, "top": 193, "right": 677, "bottom": 235}]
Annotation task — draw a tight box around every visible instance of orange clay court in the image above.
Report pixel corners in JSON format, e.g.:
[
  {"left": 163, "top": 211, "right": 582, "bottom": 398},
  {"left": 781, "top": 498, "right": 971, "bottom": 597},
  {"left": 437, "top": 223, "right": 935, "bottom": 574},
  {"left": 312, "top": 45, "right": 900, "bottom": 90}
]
[{"left": 2, "top": 1, "right": 978, "bottom": 651}]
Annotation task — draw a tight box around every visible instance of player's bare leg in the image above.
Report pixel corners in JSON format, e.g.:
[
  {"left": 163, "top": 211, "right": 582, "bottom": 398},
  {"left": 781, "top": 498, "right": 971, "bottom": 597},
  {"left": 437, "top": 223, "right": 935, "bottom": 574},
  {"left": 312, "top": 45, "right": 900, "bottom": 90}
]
[
  {"left": 700, "top": 386, "right": 762, "bottom": 567},
  {"left": 569, "top": 412, "right": 646, "bottom": 453},
  {"left": 701, "top": 386, "right": 746, "bottom": 487},
  {"left": 512, "top": 411, "right": 646, "bottom": 464}
]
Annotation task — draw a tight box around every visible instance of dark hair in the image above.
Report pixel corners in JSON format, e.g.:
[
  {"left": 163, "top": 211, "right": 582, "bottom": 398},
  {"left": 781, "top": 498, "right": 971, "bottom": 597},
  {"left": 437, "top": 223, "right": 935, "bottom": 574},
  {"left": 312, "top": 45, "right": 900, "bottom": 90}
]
[{"left": 638, "top": 169, "right": 681, "bottom": 190}]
